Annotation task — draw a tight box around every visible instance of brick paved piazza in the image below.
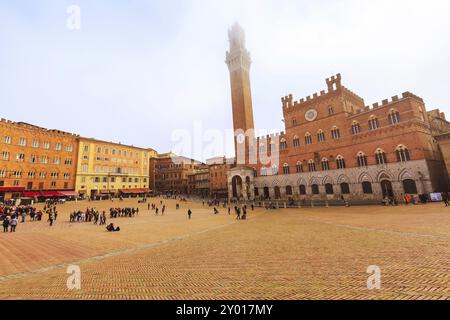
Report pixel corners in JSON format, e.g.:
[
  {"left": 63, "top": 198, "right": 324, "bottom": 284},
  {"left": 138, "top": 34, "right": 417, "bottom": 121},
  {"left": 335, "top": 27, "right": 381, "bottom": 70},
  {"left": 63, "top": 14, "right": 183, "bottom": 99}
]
[{"left": 0, "top": 198, "right": 449, "bottom": 300}]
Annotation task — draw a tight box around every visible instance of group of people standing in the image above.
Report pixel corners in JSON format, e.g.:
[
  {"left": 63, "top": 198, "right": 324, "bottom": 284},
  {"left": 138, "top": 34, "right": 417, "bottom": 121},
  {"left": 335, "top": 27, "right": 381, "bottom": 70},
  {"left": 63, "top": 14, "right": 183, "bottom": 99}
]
[
  {"left": 1, "top": 204, "right": 45, "bottom": 232},
  {"left": 109, "top": 207, "right": 139, "bottom": 218},
  {"left": 69, "top": 208, "right": 107, "bottom": 225}
]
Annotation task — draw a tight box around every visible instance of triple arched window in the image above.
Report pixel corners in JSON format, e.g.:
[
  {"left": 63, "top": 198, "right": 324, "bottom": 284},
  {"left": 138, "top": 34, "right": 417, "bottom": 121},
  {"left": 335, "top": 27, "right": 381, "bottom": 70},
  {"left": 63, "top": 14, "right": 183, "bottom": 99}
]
[
  {"left": 388, "top": 109, "right": 401, "bottom": 125},
  {"left": 321, "top": 158, "right": 330, "bottom": 171},
  {"left": 336, "top": 155, "right": 346, "bottom": 169},
  {"left": 296, "top": 161, "right": 303, "bottom": 173},
  {"left": 280, "top": 139, "right": 287, "bottom": 150},
  {"left": 375, "top": 148, "right": 387, "bottom": 165},
  {"left": 293, "top": 136, "right": 300, "bottom": 148},
  {"left": 317, "top": 130, "right": 326, "bottom": 143},
  {"left": 305, "top": 133, "right": 312, "bottom": 145},
  {"left": 357, "top": 152, "right": 368, "bottom": 167},
  {"left": 308, "top": 160, "right": 316, "bottom": 172},
  {"left": 283, "top": 163, "right": 290, "bottom": 175},
  {"left": 369, "top": 116, "right": 380, "bottom": 130},
  {"left": 331, "top": 126, "right": 341, "bottom": 139},
  {"left": 352, "top": 121, "right": 361, "bottom": 135},
  {"left": 396, "top": 145, "right": 411, "bottom": 162}
]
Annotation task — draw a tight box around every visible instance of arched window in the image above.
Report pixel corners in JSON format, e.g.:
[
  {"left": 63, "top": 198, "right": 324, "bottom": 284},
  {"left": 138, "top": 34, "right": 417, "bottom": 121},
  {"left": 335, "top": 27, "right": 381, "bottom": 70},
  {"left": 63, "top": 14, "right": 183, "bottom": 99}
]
[
  {"left": 325, "top": 183, "right": 334, "bottom": 195},
  {"left": 369, "top": 116, "right": 380, "bottom": 130},
  {"left": 292, "top": 118, "right": 298, "bottom": 126},
  {"left": 396, "top": 145, "right": 411, "bottom": 162},
  {"left": 305, "top": 133, "right": 312, "bottom": 145},
  {"left": 311, "top": 184, "right": 319, "bottom": 195},
  {"left": 296, "top": 161, "right": 303, "bottom": 173},
  {"left": 317, "top": 130, "right": 326, "bottom": 143},
  {"left": 403, "top": 179, "right": 418, "bottom": 194},
  {"left": 308, "top": 160, "right": 316, "bottom": 172},
  {"left": 321, "top": 158, "right": 330, "bottom": 171},
  {"left": 357, "top": 152, "right": 368, "bottom": 167},
  {"left": 299, "top": 185, "right": 306, "bottom": 195},
  {"left": 362, "top": 181, "right": 373, "bottom": 194},
  {"left": 261, "top": 167, "right": 267, "bottom": 176},
  {"left": 336, "top": 155, "right": 346, "bottom": 169},
  {"left": 286, "top": 185, "right": 293, "bottom": 196},
  {"left": 272, "top": 164, "right": 279, "bottom": 175},
  {"left": 340, "top": 183, "right": 350, "bottom": 194},
  {"left": 388, "top": 109, "right": 400, "bottom": 125},
  {"left": 280, "top": 138, "right": 287, "bottom": 150},
  {"left": 283, "top": 163, "right": 290, "bottom": 175},
  {"left": 375, "top": 148, "right": 387, "bottom": 165},
  {"left": 352, "top": 121, "right": 361, "bottom": 135},
  {"left": 293, "top": 136, "right": 300, "bottom": 148},
  {"left": 331, "top": 126, "right": 341, "bottom": 139}
]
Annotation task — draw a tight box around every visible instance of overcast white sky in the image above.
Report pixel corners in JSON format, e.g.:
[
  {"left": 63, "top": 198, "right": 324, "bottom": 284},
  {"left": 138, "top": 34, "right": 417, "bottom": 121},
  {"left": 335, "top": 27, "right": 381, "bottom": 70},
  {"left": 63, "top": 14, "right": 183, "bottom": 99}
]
[{"left": 1, "top": 0, "right": 449, "bottom": 160}]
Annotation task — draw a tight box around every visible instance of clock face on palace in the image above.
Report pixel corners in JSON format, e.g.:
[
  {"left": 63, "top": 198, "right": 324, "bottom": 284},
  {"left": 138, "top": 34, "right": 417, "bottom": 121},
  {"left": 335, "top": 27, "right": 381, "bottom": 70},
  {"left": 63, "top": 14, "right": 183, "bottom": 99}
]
[{"left": 305, "top": 109, "right": 318, "bottom": 122}]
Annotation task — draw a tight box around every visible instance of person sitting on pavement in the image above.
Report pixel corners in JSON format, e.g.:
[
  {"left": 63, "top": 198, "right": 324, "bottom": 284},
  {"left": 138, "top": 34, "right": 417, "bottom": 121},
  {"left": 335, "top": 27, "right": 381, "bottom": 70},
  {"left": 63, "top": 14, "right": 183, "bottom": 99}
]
[{"left": 106, "top": 223, "right": 120, "bottom": 232}]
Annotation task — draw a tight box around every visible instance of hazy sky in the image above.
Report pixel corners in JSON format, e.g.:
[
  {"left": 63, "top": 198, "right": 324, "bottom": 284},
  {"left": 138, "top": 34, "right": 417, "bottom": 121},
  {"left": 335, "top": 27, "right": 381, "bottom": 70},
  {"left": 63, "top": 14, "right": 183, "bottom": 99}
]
[{"left": 1, "top": 0, "right": 450, "bottom": 160}]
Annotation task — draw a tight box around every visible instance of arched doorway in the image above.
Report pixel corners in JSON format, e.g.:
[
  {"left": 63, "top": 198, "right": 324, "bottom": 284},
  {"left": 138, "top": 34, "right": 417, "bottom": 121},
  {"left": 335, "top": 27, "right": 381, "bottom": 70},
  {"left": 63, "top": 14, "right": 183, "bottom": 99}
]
[
  {"left": 362, "top": 182, "right": 373, "bottom": 194},
  {"left": 263, "top": 187, "right": 270, "bottom": 199},
  {"left": 403, "top": 179, "right": 418, "bottom": 194},
  {"left": 286, "top": 185, "right": 293, "bottom": 196},
  {"left": 340, "top": 183, "right": 350, "bottom": 194},
  {"left": 311, "top": 184, "right": 319, "bottom": 195},
  {"left": 299, "top": 185, "right": 306, "bottom": 195},
  {"left": 325, "top": 184, "right": 334, "bottom": 195},
  {"left": 232, "top": 176, "right": 243, "bottom": 199},
  {"left": 380, "top": 180, "right": 394, "bottom": 197},
  {"left": 274, "top": 186, "right": 281, "bottom": 199}
]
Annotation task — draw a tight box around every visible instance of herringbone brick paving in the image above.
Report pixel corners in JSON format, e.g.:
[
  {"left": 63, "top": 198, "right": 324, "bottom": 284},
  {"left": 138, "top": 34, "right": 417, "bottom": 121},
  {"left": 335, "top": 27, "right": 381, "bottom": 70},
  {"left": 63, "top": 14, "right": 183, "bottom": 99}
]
[{"left": 0, "top": 198, "right": 449, "bottom": 300}]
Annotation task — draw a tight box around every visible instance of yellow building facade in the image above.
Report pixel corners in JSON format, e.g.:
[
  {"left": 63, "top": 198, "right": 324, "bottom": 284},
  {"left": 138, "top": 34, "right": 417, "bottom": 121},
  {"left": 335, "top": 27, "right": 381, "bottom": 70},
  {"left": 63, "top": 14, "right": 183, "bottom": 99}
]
[{"left": 75, "top": 137, "right": 157, "bottom": 198}]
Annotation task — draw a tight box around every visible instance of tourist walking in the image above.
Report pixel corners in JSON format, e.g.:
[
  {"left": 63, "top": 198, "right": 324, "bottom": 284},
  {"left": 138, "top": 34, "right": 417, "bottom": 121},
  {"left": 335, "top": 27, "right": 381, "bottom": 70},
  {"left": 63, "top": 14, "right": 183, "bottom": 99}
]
[
  {"left": 188, "top": 209, "right": 192, "bottom": 220},
  {"left": 49, "top": 212, "right": 54, "bottom": 227},
  {"left": 442, "top": 192, "right": 449, "bottom": 207},
  {"left": 3, "top": 217, "right": 10, "bottom": 233},
  {"left": 10, "top": 216, "right": 18, "bottom": 232}
]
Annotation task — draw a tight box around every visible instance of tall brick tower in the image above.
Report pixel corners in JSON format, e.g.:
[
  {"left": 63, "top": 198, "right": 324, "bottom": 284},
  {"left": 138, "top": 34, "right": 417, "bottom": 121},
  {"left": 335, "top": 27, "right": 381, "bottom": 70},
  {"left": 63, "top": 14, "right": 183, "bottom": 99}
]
[{"left": 226, "top": 23, "right": 255, "bottom": 164}]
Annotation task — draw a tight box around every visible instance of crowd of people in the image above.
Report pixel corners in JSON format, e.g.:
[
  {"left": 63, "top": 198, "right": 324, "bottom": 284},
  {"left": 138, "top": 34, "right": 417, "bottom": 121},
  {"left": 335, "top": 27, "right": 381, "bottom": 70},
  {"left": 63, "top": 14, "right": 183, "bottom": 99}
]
[
  {"left": 3, "top": 191, "right": 449, "bottom": 235},
  {"left": 69, "top": 208, "right": 107, "bottom": 225},
  {"left": 1, "top": 204, "right": 44, "bottom": 233}
]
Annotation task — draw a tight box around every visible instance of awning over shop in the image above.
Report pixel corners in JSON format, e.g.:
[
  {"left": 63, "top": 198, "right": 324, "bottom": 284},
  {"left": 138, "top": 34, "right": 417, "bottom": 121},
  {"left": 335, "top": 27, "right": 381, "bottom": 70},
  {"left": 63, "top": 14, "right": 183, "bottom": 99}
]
[
  {"left": 22, "top": 191, "right": 43, "bottom": 197},
  {"left": 119, "top": 188, "right": 152, "bottom": 194},
  {"left": 40, "top": 191, "right": 62, "bottom": 197},
  {"left": 59, "top": 191, "right": 78, "bottom": 197},
  {"left": 0, "top": 187, "right": 25, "bottom": 192}
]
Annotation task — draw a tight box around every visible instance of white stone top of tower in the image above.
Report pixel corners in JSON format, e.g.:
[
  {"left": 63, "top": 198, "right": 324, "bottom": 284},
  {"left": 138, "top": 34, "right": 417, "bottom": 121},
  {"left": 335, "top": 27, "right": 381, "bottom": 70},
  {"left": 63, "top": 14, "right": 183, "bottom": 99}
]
[{"left": 226, "top": 23, "right": 252, "bottom": 72}]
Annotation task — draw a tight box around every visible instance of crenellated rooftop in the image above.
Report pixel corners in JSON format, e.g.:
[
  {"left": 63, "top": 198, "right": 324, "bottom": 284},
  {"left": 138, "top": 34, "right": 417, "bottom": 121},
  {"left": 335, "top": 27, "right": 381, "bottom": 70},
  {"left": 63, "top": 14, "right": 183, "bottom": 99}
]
[
  {"left": 256, "top": 131, "right": 286, "bottom": 143},
  {"left": 352, "top": 91, "right": 425, "bottom": 116},
  {"left": 281, "top": 73, "right": 364, "bottom": 111}
]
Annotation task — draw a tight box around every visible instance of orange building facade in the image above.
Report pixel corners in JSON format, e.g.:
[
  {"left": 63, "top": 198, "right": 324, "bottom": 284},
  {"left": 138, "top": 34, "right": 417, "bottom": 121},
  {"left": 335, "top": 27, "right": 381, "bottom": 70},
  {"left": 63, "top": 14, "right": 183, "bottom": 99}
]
[{"left": 0, "top": 119, "right": 79, "bottom": 201}]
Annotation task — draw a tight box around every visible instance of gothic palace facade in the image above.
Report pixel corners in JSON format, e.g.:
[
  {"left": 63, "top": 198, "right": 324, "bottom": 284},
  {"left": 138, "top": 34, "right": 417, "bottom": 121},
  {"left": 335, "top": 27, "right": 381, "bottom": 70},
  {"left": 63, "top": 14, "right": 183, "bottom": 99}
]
[{"left": 226, "top": 23, "right": 449, "bottom": 201}]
